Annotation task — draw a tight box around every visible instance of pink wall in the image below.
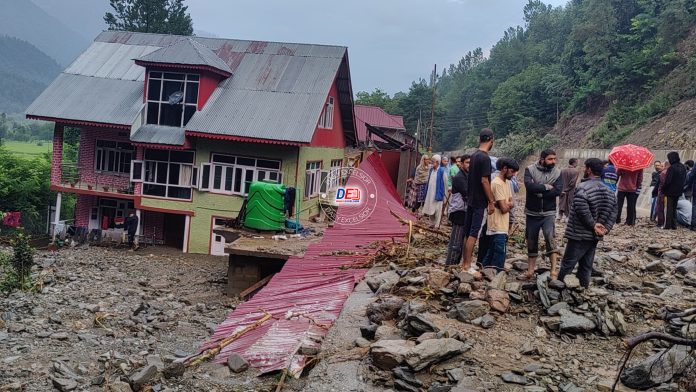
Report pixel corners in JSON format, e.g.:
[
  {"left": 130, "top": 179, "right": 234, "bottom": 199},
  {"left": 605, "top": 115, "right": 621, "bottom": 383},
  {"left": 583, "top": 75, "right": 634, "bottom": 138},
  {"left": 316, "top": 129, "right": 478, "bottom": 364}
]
[
  {"left": 51, "top": 125, "right": 64, "bottom": 186},
  {"left": 75, "top": 194, "right": 97, "bottom": 227},
  {"left": 78, "top": 128, "right": 132, "bottom": 190},
  {"left": 310, "top": 79, "right": 346, "bottom": 148},
  {"left": 198, "top": 72, "right": 221, "bottom": 110}
]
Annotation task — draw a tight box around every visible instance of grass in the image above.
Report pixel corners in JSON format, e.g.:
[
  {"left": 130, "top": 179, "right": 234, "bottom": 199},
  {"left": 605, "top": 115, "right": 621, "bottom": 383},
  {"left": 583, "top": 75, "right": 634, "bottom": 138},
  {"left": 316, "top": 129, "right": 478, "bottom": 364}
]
[{"left": 2, "top": 140, "right": 52, "bottom": 158}]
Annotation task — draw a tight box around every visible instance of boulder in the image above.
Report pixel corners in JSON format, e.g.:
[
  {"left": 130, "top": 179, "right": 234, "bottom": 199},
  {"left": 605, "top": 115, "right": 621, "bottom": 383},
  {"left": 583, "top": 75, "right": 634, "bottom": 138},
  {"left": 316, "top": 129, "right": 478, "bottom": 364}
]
[
  {"left": 563, "top": 275, "right": 581, "bottom": 289},
  {"left": 501, "top": 372, "right": 528, "bottom": 385},
  {"left": 370, "top": 340, "right": 415, "bottom": 370},
  {"left": 129, "top": 365, "right": 158, "bottom": 391},
  {"left": 366, "top": 295, "right": 405, "bottom": 324},
  {"left": 644, "top": 260, "right": 667, "bottom": 272},
  {"left": 227, "top": 353, "right": 249, "bottom": 373},
  {"left": 663, "top": 249, "right": 685, "bottom": 261},
  {"left": 489, "top": 271, "right": 508, "bottom": 290},
  {"left": 457, "top": 283, "right": 472, "bottom": 295},
  {"left": 454, "top": 300, "right": 490, "bottom": 322},
  {"left": 455, "top": 271, "right": 475, "bottom": 284},
  {"left": 620, "top": 345, "right": 694, "bottom": 389},
  {"left": 405, "top": 338, "right": 468, "bottom": 371},
  {"left": 414, "top": 267, "right": 452, "bottom": 290},
  {"left": 402, "top": 313, "right": 439, "bottom": 336},
  {"left": 548, "top": 279, "right": 566, "bottom": 290},
  {"left": 375, "top": 325, "right": 401, "bottom": 340},
  {"left": 486, "top": 289, "right": 510, "bottom": 313},
  {"left": 163, "top": 361, "right": 185, "bottom": 379},
  {"left": 366, "top": 270, "right": 400, "bottom": 293},
  {"left": 547, "top": 302, "right": 569, "bottom": 316},
  {"left": 108, "top": 381, "right": 133, "bottom": 392},
  {"left": 51, "top": 378, "right": 77, "bottom": 392},
  {"left": 480, "top": 314, "right": 496, "bottom": 329},
  {"left": 360, "top": 324, "right": 378, "bottom": 340},
  {"left": 513, "top": 261, "right": 529, "bottom": 272},
  {"left": 675, "top": 258, "right": 696, "bottom": 275},
  {"left": 559, "top": 309, "right": 596, "bottom": 333}
]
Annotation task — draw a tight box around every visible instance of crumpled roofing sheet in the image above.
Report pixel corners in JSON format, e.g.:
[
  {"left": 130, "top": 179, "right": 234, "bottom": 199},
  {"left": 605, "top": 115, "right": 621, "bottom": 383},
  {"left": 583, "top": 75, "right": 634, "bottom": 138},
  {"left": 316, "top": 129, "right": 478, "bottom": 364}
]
[{"left": 199, "top": 153, "right": 412, "bottom": 375}]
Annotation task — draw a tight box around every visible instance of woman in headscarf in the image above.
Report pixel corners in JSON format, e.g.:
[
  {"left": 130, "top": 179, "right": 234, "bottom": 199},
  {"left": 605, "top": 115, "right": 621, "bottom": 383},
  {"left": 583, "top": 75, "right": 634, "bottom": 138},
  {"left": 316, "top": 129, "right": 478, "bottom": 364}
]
[
  {"left": 407, "top": 154, "right": 430, "bottom": 214},
  {"left": 422, "top": 154, "right": 449, "bottom": 228}
]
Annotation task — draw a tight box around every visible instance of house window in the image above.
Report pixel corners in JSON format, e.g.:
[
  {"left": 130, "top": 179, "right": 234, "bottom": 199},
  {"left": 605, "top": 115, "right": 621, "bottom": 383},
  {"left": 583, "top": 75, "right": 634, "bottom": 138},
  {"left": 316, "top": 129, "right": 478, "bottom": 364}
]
[
  {"left": 201, "top": 154, "right": 283, "bottom": 196},
  {"left": 305, "top": 161, "right": 322, "bottom": 198},
  {"left": 95, "top": 140, "right": 134, "bottom": 174},
  {"left": 328, "top": 159, "right": 343, "bottom": 190},
  {"left": 146, "top": 71, "right": 199, "bottom": 127},
  {"left": 140, "top": 149, "right": 195, "bottom": 200},
  {"left": 318, "top": 97, "right": 334, "bottom": 129}
]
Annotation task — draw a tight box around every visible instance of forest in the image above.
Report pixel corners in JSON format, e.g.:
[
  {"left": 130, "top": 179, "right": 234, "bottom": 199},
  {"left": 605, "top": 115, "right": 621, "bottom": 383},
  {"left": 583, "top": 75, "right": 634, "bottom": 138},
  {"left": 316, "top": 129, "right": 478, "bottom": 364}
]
[{"left": 356, "top": 0, "right": 696, "bottom": 158}]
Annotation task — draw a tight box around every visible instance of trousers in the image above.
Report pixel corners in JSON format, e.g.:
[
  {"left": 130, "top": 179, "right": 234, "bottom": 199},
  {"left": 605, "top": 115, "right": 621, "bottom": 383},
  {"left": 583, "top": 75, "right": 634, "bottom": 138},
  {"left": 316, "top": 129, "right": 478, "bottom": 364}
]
[{"left": 557, "top": 239, "right": 598, "bottom": 288}]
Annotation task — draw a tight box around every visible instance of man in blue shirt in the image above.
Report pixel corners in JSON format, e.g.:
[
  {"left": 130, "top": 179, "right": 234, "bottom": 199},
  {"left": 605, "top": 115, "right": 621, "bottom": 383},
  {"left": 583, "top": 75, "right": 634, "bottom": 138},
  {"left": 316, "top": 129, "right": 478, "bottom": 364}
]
[{"left": 601, "top": 160, "right": 618, "bottom": 193}]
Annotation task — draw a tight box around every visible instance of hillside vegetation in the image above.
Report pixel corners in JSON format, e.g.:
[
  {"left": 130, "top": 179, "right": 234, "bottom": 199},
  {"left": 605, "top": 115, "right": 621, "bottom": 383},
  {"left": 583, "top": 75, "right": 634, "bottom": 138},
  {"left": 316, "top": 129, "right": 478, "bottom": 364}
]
[
  {"left": 357, "top": 0, "right": 696, "bottom": 157},
  {"left": 0, "top": 36, "right": 62, "bottom": 114}
]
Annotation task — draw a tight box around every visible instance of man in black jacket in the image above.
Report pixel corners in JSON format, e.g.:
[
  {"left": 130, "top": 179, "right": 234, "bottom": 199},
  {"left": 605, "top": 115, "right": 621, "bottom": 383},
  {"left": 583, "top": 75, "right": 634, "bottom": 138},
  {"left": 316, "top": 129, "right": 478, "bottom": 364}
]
[
  {"left": 124, "top": 211, "right": 139, "bottom": 250},
  {"left": 663, "top": 151, "right": 687, "bottom": 230},
  {"left": 557, "top": 158, "right": 618, "bottom": 288},
  {"left": 524, "top": 149, "right": 563, "bottom": 279},
  {"left": 650, "top": 160, "right": 662, "bottom": 222}
]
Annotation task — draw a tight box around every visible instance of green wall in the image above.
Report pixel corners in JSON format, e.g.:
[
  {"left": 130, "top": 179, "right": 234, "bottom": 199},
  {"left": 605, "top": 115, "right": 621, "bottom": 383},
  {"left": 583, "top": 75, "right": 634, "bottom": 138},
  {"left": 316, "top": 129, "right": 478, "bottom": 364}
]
[{"left": 139, "top": 140, "right": 344, "bottom": 254}]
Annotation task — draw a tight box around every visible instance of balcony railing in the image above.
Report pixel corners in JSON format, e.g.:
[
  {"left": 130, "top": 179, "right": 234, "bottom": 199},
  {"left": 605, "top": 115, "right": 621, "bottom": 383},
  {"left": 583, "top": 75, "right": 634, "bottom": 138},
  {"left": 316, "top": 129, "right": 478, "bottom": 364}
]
[{"left": 58, "top": 163, "right": 134, "bottom": 195}]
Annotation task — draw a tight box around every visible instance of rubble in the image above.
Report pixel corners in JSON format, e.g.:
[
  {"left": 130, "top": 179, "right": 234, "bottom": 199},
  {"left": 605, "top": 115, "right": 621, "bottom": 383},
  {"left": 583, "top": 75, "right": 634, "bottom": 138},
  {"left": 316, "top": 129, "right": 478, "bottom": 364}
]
[{"left": 620, "top": 345, "right": 695, "bottom": 389}]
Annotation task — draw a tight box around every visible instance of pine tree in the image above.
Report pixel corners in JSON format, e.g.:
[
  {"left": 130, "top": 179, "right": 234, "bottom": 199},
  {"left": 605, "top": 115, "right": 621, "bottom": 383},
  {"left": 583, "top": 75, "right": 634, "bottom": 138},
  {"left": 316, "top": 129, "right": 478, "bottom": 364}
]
[{"left": 104, "top": 0, "right": 194, "bottom": 36}]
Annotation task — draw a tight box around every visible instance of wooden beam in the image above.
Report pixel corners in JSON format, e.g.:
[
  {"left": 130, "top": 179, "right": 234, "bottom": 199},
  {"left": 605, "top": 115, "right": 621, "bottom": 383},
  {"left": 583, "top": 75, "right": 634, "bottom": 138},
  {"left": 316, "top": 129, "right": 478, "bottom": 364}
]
[{"left": 238, "top": 274, "right": 275, "bottom": 298}]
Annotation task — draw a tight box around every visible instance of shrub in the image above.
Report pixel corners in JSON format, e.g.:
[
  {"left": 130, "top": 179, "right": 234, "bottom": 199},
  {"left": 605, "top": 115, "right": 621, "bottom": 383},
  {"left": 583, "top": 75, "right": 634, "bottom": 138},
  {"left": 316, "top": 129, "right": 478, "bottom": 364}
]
[
  {"left": 1, "top": 229, "right": 35, "bottom": 292},
  {"left": 495, "top": 131, "right": 558, "bottom": 162}
]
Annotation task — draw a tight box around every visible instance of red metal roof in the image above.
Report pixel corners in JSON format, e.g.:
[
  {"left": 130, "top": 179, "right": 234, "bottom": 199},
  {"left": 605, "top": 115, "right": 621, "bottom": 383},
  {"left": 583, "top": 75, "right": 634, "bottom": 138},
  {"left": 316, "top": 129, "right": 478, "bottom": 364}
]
[
  {"left": 354, "top": 105, "right": 406, "bottom": 143},
  {"left": 197, "top": 153, "right": 412, "bottom": 375}
]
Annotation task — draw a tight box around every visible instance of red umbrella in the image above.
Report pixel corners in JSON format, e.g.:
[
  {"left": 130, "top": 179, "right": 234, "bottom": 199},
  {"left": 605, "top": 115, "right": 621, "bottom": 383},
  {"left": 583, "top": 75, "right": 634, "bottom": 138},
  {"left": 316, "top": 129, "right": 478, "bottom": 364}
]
[{"left": 608, "top": 144, "right": 654, "bottom": 171}]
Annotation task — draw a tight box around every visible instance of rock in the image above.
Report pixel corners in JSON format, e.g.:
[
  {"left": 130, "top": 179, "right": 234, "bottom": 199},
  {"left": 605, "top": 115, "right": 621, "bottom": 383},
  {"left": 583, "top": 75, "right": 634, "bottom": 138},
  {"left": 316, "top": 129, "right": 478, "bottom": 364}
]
[
  {"left": 519, "top": 341, "right": 539, "bottom": 356},
  {"left": 394, "top": 380, "right": 420, "bottom": 392},
  {"left": 227, "top": 353, "right": 249, "bottom": 373},
  {"left": 405, "top": 338, "right": 467, "bottom": 371},
  {"left": 548, "top": 279, "right": 566, "bottom": 290},
  {"left": 620, "top": 345, "right": 694, "bottom": 389},
  {"left": 53, "top": 361, "right": 81, "bottom": 380},
  {"left": 457, "top": 283, "right": 472, "bottom": 295},
  {"left": 469, "top": 290, "right": 486, "bottom": 301},
  {"left": 455, "top": 271, "right": 475, "bottom": 283},
  {"left": 489, "top": 271, "right": 508, "bottom": 290},
  {"left": 173, "top": 350, "right": 190, "bottom": 359},
  {"left": 355, "top": 337, "right": 372, "bottom": 348},
  {"left": 563, "top": 275, "right": 581, "bottom": 289},
  {"left": 454, "top": 300, "right": 490, "bottom": 322},
  {"left": 447, "top": 368, "right": 465, "bottom": 382},
  {"left": 7, "top": 324, "right": 25, "bottom": 333},
  {"left": 393, "top": 366, "right": 422, "bottom": 388},
  {"left": 366, "top": 295, "right": 405, "bottom": 324},
  {"left": 676, "top": 258, "right": 696, "bottom": 274},
  {"left": 375, "top": 325, "right": 401, "bottom": 340},
  {"left": 413, "top": 267, "right": 452, "bottom": 290},
  {"left": 0, "top": 332, "right": 7, "bottom": 342},
  {"left": 481, "top": 268, "right": 497, "bottom": 282},
  {"left": 49, "top": 314, "right": 62, "bottom": 324},
  {"left": 547, "top": 302, "right": 569, "bottom": 316},
  {"left": 505, "top": 282, "right": 521, "bottom": 293},
  {"left": 663, "top": 249, "right": 685, "bottom": 261},
  {"left": 146, "top": 354, "right": 165, "bottom": 371},
  {"left": 130, "top": 365, "right": 158, "bottom": 391},
  {"left": 402, "top": 313, "right": 439, "bottom": 336},
  {"left": 51, "top": 378, "right": 77, "bottom": 392},
  {"left": 659, "top": 286, "right": 684, "bottom": 299},
  {"left": 644, "top": 260, "right": 667, "bottom": 272},
  {"left": 366, "top": 270, "right": 400, "bottom": 293},
  {"left": 486, "top": 289, "right": 510, "bottom": 313},
  {"left": 370, "top": 340, "right": 415, "bottom": 370},
  {"left": 480, "top": 314, "right": 496, "bottom": 329},
  {"left": 0, "top": 382, "right": 21, "bottom": 392},
  {"left": 360, "top": 324, "right": 378, "bottom": 340},
  {"left": 50, "top": 332, "right": 69, "bottom": 341},
  {"left": 501, "top": 372, "right": 528, "bottom": 385},
  {"left": 163, "top": 361, "right": 185, "bottom": 379},
  {"left": 613, "top": 312, "right": 627, "bottom": 336},
  {"left": 524, "top": 363, "right": 542, "bottom": 373},
  {"left": 536, "top": 273, "right": 551, "bottom": 308},
  {"left": 108, "top": 381, "right": 133, "bottom": 392},
  {"left": 559, "top": 309, "right": 596, "bottom": 333},
  {"left": 513, "top": 261, "right": 529, "bottom": 271},
  {"left": 417, "top": 332, "right": 438, "bottom": 343}
]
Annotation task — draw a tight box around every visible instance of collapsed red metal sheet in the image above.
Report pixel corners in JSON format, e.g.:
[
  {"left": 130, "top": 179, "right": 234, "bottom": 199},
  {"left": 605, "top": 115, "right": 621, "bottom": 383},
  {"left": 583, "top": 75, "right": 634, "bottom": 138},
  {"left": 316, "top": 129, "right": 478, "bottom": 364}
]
[{"left": 198, "top": 153, "right": 413, "bottom": 375}]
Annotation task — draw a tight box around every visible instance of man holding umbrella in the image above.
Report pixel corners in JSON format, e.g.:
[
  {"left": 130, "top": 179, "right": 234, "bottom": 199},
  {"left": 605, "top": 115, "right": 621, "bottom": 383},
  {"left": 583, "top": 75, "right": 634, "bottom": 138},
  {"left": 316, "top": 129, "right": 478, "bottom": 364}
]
[{"left": 607, "top": 144, "right": 654, "bottom": 224}]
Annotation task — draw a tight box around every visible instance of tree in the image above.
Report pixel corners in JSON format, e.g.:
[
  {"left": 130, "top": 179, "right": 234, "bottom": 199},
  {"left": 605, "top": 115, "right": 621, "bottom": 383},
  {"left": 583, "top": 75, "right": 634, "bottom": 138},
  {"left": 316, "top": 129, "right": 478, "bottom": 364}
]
[{"left": 104, "top": 0, "right": 194, "bottom": 35}]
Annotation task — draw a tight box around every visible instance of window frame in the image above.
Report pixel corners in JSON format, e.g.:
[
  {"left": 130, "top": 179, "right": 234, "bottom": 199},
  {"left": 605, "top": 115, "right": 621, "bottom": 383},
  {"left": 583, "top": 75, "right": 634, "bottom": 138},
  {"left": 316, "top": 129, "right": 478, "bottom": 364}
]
[
  {"left": 146, "top": 71, "right": 199, "bottom": 127},
  {"left": 305, "top": 161, "right": 323, "bottom": 198},
  {"left": 199, "top": 154, "right": 283, "bottom": 196},
  {"left": 94, "top": 140, "right": 134, "bottom": 176},
  {"left": 141, "top": 149, "right": 196, "bottom": 200},
  {"left": 318, "top": 97, "right": 334, "bottom": 129}
]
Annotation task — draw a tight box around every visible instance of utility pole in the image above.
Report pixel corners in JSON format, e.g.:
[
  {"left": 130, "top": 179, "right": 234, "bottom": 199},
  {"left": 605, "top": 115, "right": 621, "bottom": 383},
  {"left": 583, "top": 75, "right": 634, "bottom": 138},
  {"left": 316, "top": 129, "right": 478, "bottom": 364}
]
[{"left": 428, "top": 64, "right": 437, "bottom": 153}]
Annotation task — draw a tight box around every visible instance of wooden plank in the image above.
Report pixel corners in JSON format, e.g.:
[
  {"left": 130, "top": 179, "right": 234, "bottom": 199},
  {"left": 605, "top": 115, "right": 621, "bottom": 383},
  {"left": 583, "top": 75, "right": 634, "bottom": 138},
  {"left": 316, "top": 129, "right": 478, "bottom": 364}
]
[{"left": 238, "top": 274, "right": 275, "bottom": 298}]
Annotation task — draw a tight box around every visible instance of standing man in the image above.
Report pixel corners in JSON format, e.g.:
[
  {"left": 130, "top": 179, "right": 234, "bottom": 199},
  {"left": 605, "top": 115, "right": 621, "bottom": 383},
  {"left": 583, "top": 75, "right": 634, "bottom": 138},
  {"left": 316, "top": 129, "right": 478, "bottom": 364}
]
[
  {"left": 686, "top": 162, "right": 696, "bottom": 231},
  {"left": 461, "top": 128, "right": 495, "bottom": 274},
  {"left": 422, "top": 155, "right": 448, "bottom": 228},
  {"left": 445, "top": 155, "right": 470, "bottom": 265},
  {"left": 124, "top": 211, "right": 139, "bottom": 250},
  {"left": 448, "top": 156, "right": 461, "bottom": 189},
  {"left": 684, "top": 160, "right": 694, "bottom": 203},
  {"left": 615, "top": 167, "right": 644, "bottom": 226},
  {"left": 650, "top": 161, "right": 663, "bottom": 222},
  {"left": 663, "top": 152, "right": 686, "bottom": 230},
  {"left": 480, "top": 158, "right": 518, "bottom": 271},
  {"left": 558, "top": 158, "right": 581, "bottom": 222},
  {"left": 524, "top": 149, "right": 563, "bottom": 279},
  {"left": 557, "top": 158, "right": 618, "bottom": 288}
]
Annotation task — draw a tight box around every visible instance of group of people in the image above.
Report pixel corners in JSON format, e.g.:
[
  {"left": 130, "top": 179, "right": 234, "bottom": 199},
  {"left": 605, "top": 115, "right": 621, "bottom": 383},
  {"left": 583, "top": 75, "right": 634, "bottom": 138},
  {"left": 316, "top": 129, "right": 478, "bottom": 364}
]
[{"left": 407, "top": 128, "right": 696, "bottom": 289}]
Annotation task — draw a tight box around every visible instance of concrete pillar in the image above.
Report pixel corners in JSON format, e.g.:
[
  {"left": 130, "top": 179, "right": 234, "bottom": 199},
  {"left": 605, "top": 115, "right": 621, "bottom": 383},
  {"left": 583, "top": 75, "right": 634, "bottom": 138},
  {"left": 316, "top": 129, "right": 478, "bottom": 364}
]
[
  {"left": 52, "top": 192, "right": 62, "bottom": 241},
  {"left": 135, "top": 209, "right": 142, "bottom": 238},
  {"left": 182, "top": 215, "right": 191, "bottom": 253},
  {"left": 50, "top": 124, "right": 64, "bottom": 186}
]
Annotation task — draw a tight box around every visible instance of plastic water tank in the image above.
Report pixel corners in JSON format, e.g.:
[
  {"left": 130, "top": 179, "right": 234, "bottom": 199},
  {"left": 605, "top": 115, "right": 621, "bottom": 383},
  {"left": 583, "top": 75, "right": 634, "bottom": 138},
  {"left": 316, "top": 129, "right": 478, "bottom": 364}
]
[{"left": 243, "top": 181, "right": 286, "bottom": 231}]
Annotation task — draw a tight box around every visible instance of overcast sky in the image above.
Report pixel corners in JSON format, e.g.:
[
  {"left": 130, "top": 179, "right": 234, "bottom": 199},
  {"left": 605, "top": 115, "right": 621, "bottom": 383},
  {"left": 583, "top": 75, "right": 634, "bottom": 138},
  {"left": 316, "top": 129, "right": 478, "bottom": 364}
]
[{"left": 185, "top": 0, "right": 568, "bottom": 94}]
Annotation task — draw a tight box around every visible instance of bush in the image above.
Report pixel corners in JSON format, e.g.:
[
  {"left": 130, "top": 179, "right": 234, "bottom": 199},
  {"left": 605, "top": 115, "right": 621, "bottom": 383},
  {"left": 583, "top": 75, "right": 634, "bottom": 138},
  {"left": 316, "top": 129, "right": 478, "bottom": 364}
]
[
  {"left": 495, "top": 131, "right": 558, "bottom": 162},
  {"left": 1, "top": 230, "right": 35, "bottom": 292}
]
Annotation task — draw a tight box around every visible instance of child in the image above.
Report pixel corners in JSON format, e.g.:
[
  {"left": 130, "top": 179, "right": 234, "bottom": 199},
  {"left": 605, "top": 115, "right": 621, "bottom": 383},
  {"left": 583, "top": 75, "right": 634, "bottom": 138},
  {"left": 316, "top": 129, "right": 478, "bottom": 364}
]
[{"left": 481, "top": 158, "right": 519, "bottom": 271}]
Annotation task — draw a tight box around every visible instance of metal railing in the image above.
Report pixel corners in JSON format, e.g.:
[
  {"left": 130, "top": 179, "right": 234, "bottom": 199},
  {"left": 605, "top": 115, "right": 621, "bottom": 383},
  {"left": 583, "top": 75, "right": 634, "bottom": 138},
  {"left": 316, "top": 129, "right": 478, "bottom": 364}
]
[{"left": 58, "top": 163, "right": 134, "bottom": 195}]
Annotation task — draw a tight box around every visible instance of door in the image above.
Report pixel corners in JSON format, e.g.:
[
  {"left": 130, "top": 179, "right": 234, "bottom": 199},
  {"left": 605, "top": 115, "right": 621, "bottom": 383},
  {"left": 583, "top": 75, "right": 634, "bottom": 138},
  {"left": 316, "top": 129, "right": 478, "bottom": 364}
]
[{"left": 211, "top": 218, "right": 227, "bottom": 256}]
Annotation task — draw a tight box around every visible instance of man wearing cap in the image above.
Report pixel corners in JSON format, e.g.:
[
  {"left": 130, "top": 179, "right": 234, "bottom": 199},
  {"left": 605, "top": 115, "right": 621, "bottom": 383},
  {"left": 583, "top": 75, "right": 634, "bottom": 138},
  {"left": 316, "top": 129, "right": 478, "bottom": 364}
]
[{"left": 461, "top": 128, "right": 495, "bottom": 274}]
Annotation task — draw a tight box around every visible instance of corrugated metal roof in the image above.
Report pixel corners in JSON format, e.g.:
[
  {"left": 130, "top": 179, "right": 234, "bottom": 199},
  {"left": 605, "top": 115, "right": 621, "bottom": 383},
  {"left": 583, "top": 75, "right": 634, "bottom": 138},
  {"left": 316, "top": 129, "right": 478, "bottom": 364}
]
[
  {"left": 136, "top": 38, "right": 232, "bottom": 75},
  {"left": 27, "top": 31, "right": 355, "bottom": 144},
  {"left": 131, "top": 124, "right": 185, "bottom": 145},
  {"left": 25, "top": 74, "right": 144, "bottom": 126},
  {"left": 355, "top": 105, "right": 406, "bottom": 143}
]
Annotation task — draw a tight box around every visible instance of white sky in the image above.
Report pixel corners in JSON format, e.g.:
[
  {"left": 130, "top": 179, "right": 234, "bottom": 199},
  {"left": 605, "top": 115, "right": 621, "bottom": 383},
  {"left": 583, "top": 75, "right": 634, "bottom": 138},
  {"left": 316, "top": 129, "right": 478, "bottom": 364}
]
[{"left": 185, "top": 0, "right": 568, "bottom": 94}]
